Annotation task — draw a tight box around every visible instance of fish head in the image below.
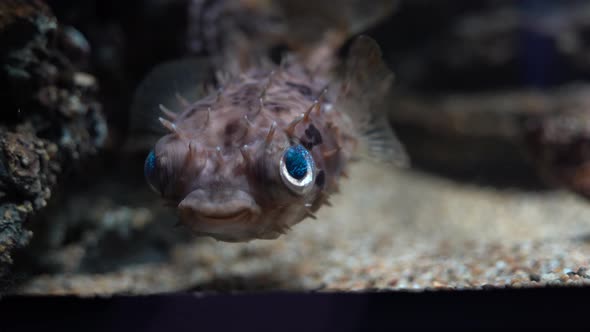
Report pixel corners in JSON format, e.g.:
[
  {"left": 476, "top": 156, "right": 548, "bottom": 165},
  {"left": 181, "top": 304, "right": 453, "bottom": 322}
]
[{"left": 144, "top": 122, "right": 324, "bottom": 242}]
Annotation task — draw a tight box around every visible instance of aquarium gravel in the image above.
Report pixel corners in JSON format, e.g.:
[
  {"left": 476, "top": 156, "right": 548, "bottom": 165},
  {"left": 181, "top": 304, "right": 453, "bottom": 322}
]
[{"left": 13, "top": 162, "right": 590, "bottom": 295}]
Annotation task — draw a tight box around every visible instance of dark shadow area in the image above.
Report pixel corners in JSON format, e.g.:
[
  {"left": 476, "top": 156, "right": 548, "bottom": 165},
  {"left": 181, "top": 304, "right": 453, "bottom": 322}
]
[
  {"left": 1, "top": 288, "right": 589, "bottom": 330},
  {"left": 186, "top": 273, "right": 298, "bottom": 293},
  {"left": 394, "top": 124, "right": 550, "bottom": 189}
]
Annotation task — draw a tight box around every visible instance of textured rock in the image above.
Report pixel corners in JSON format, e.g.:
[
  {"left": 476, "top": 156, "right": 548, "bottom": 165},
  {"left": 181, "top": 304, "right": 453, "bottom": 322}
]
[{"left": 0, "top": 0, "right": 106, "bottom": 281}]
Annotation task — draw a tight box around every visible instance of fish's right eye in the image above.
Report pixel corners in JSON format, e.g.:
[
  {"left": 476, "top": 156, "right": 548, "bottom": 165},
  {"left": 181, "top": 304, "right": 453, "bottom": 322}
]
[{"left": 144, "top": 149, "right": 160, "bottom": 194}]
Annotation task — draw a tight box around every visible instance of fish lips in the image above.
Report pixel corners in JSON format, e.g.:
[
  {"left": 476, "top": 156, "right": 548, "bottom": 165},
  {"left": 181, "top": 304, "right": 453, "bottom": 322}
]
[{"left": 178, "top": 188, "right": 262, "bottom": 239}]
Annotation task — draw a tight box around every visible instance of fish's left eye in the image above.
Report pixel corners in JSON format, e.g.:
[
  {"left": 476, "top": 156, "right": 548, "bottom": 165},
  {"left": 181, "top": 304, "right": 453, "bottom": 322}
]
[
  {"left": 280, "top": 144, "right": 315, "bottom": 195},
  {"left": 144, "top": 149, "right": 160, "bottom": 194}
]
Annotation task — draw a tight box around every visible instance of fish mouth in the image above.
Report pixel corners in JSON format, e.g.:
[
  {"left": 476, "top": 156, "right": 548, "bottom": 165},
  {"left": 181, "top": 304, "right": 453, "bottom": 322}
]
[
  {"left": 178, "top": 189, "right": 260, "bottom": 225},
  {"left": 196, "top": 208, "right": 253, "bottom": 222}
]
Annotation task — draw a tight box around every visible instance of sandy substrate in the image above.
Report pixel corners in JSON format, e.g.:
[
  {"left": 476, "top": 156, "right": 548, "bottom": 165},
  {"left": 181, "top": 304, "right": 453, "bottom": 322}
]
[{"left": 13, "top": 162, "right": 590, "bottom": 295}]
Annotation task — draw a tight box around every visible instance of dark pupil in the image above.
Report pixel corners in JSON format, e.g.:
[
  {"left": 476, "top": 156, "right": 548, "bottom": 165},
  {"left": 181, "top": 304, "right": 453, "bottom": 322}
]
[{"left": 285, "top": 145, "right": 308, "bottom": 180}]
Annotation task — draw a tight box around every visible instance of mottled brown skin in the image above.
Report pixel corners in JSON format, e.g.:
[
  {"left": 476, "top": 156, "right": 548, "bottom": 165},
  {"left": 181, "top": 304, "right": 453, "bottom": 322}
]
[{"left": 150, "top": 59, "right": 358, "bottom": 242}]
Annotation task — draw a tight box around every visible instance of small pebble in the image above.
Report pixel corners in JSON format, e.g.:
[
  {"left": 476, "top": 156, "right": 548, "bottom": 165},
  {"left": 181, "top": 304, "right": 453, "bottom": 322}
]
[{"left": 541, "top": 273, "right": 560, "bottom": 281}]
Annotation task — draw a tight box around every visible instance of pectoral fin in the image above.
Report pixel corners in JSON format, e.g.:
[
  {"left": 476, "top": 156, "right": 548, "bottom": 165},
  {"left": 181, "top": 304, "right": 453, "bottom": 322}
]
[{"left": 335, "top": 35, "right": 409, "bottom": 167}]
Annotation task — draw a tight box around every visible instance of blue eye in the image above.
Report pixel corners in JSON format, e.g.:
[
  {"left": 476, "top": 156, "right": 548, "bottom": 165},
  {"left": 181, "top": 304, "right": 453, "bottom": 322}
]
[
  {"left": 280, "top": 145, "right": 315, "bottom": 194},
  {"left": 144, "top": 149, "right": 160, "bottom": 193},
  {"left": 284, "top": 145, "right": 309, "bottom": 179}
]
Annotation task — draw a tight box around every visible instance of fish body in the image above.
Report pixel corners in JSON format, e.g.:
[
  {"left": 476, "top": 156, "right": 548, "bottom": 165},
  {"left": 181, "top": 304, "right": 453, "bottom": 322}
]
[{"left": 137, "top": 3, "right": 408, "bottom": 242}]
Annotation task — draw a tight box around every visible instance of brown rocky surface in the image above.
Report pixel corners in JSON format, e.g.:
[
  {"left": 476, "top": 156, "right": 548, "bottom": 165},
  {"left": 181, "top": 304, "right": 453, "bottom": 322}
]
[{"left": 0, "top": 0, "right": 106, "bottom": 282}]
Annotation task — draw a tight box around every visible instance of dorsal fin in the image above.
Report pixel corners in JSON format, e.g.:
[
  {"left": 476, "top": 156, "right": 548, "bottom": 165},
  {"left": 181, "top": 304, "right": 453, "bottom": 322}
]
[
  {"left": 278, "top": 0, "right": 397, "bottom": 49},
  {"left": 335, "top": 35, "right": 409, "bottom": 167},
  {"left": 127, "top": 57, "right": 214, "bottom": 150}
]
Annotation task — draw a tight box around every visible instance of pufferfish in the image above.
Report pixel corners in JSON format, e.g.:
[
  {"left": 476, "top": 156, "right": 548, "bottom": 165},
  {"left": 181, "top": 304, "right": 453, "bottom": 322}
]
[{"left": 134, "top": 30, "right": 408, "bottom": 242}]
